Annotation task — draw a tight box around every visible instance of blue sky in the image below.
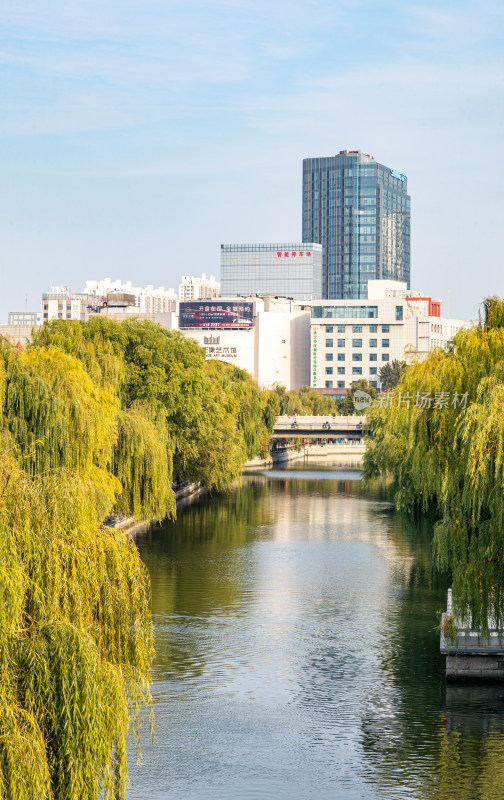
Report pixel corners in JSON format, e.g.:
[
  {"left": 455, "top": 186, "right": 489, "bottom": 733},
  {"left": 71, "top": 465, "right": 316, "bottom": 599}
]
[{"left": 1, "top": 0, "right": 503, "bottom": 322}]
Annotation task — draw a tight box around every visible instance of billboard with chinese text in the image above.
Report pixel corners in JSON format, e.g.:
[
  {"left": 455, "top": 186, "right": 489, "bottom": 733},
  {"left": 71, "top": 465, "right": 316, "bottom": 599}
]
[{"left": 179, "top": 301, "right": 254, "bottom": 329}]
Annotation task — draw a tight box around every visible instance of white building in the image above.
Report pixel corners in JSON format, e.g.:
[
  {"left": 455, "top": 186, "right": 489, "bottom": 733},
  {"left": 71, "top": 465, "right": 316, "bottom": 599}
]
[
  {"left": 311, "top": 280, "right": 465, "bottom": 390},
  {"left": 8, "top": 311, "right": 41, "bottom": 325},
  {"left": 42, "top": 281, "right": 178, "bottom": 322},
  {"left": 179, "top": 296, "right": 311, "bottom": 390},
  {"left": 83, "top": 279, "right": 177, "bottom": 313},
  {"left": 178, "top": 274, "right": 220, "bottom": 301},
  {"left": 41, "top": 287, "right": 99, "bottom": 322}
]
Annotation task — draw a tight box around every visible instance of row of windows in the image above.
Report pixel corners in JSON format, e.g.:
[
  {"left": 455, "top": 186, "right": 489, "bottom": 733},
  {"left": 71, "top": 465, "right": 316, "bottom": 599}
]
[
  {"left": 312, "top": 306, "right": 378, "bottom": 319},
  {"left": 324, "top": 379, "right": 380, "bottom": 388},
  {"left": 323, "top": 324, "right": 390, "bottom": 333},
  {"left": 325, "top": 338, "right": 390, "bottom": 348},
  {"left": 325, "top": 367, "right": 379, "bottom": 375},
  {"left": 325, "top": 353, "right": 389, "bottom": 362}
]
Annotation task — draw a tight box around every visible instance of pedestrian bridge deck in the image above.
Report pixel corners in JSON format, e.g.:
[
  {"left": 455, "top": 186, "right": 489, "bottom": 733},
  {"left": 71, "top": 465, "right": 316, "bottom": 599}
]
[{"left": 273, "top": 415, "right": 366, "bottom": 439}]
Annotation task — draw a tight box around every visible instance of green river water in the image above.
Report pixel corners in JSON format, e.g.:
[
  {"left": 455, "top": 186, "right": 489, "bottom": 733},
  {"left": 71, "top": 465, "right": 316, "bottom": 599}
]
[{"left": 127, "top": 464, "right": 504, "bottom": 800}]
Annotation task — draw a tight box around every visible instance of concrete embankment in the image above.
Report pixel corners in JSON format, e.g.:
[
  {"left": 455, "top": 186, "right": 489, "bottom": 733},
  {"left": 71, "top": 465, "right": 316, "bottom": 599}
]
[
  {"left": 244, "top": 443, "right": 365, "bottom": 469},
  {"left": 105, "top": 482, "right": 209, "bottom": 536}
]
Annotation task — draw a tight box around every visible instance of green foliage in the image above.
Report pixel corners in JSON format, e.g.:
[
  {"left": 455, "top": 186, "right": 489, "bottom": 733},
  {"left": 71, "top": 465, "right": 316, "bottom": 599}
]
[
  {"left": 340, "top": 379, "right": 378, "bottom": 416},
  {"left": 0, "top": 433, "right": 153, "bottom": 799},
  {"left": 32, "top": 318, "right": 275, "bottom": 501},
  {"left": 0, "top": 317, "right": 278, "bottom": 797},
  {"left": 364, "top": 298, "right": 504, "bottom": 629},
  {"left": 273, "top": 384, "right": 341, "bottom": 415},
  {"left": 378, "top": 359, "right": 407, "bottom": 390}
]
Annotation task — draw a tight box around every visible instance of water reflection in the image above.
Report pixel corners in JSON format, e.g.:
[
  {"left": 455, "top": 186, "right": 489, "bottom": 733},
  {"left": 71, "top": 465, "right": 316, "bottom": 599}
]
[{"left": 128, "top": 467, "right": 504, "bottom": 800}]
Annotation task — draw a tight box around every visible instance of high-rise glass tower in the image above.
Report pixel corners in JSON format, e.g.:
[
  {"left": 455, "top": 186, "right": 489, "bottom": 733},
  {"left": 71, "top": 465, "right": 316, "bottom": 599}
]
[{"left": 302, "top": 150, "right": 411, "bottom": 299}]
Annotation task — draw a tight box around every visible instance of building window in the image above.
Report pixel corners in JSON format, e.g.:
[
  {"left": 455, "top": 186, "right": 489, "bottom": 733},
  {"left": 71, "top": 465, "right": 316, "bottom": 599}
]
[
  {"left": 312, "top": 306, "right": 378, "bottom": 319},
  {"left": 325, "top": 367, "right": 333, "bottom": 375},
  {"left": 326, "top": 353, "right": 333, "bottom": 361},
  {"left": 325, "top": 325, "right": 333, "bottom": 333},
  {"left": 337, "top": 353, "right": 345, "bottom": 361},
  {"left": 352, "top": 338, "right": 362, "bottom": 347},
  {"left": 370, "top": 380, "right": 378, "bottom": 388},
  {"left": 337, "top": 324, "right": 345, "bottom": 333},
  {"left": 352, "top": 367, "right": 363, "bottom": 375},
  {"left": 396, "top": 305, "right": 403, "bottom": 321},
  {"left": 337, "top": 339, "right": 345, "bottom": 347},
  {"left": 370, "top": 353, "right": 377, "bottom": 361},
  {"left": 382, "top": 339, "right": 389, "bottom": 348},
  {"left": 325, "top": 339, "right": 333, "bottom": 348},
  {"left": 382, "top": 353, "right": 389, "bottom": 361},
  {"left": 370, "top": 325, "right": 377, "bottom": 333},
  {"left": 325, "top": 381, "right": 333, "bottom": 388},
  {"left": 352, "top": 353, "right": 362, "bottom": 361},
  {"left": 337, "top": 367, "right": 345, "bottom": 374},
  {"left": 353, "top": 325, "right": 362, "bottom": 333},
  {"left": 369, "top": 338, "right": 377, "bottom": 347},
  {"left": 382, "top": 324, "right": 390, "bottom": 332},
  {"left": 337, "top": 381, "right": 345, "bottom": 388},
  {"left": 370, "top": 367, "right": 377, "bottom": 375}
]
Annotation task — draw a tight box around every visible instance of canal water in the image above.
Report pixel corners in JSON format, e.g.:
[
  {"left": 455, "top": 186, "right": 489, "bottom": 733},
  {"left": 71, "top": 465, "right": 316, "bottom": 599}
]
[{"left": 128, "top": 464, "right": 504, "bottom": 800}]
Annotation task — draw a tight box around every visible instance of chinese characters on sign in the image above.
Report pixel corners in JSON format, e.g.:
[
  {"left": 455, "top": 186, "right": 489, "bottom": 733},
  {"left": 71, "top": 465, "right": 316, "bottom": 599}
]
[
  {"left": 204, "top": 346, "right": 238, "bottom": 359},
  {"left": 276, "top": 251, "right": 312, "bottom": 258},
  {"left": 376, "top": 391, "right": 469, "bottom": 410},
  {"left": 179, "top": 301, "right": 254, "bottom": 329}
]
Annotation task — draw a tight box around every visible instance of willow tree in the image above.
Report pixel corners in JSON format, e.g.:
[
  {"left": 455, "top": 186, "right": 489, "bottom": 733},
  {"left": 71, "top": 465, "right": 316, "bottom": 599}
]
[
  {"left": 0, "top": 402, "right": 153, "bottom": 795},
  {"left": 364, "top": 297, "right": 504, "bottom": 628},
  {"left": 34, "top": 318, "right": 277, "bottom": 494}
]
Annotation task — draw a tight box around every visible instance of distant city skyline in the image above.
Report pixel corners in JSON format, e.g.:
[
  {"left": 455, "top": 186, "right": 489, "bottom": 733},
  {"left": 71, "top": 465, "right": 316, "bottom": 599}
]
[{"left": 2, "top": 1, "right": 504, "bottom": 324}]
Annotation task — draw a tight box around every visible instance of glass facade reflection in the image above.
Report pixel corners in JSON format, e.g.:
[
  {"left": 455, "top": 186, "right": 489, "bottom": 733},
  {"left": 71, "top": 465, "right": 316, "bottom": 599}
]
[
  {"left": 302, "top": 150, "right": 411, "bottom": 299},
  {"left": 220, "top": 243, "right": 322, "bottom": 300}
]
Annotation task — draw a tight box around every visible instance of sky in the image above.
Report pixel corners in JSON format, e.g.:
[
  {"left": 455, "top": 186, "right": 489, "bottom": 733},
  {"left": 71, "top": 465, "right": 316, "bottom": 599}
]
[{"left": 1, "top": 0, "right": 503, "bottom": 323}]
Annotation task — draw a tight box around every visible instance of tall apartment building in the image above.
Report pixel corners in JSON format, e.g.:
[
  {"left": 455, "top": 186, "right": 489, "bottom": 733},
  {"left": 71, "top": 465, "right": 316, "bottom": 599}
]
[
  {"left": 302, "top": 150, "right": 411, "bottom": 299},
  {"left": 311, "top": 281, "right": 464, "bottom": 390},
  {"left": 178, "top": 274, "right": 220, "bottom": 301},
  {"left": 220, "top": 243, "right": 322, "bottom": 300}
]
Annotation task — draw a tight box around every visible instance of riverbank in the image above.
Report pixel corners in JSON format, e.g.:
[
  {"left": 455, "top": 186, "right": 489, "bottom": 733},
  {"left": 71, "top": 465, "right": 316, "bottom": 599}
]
[
  {"left": 106, "top": 482, "right": 211, "bottom": 536},
  {"left": 245, "top": 442, "right": 365, "bottom": 469}
]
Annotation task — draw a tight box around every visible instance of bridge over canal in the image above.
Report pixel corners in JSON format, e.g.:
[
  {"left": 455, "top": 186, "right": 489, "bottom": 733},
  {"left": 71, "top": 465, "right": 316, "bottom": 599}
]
[{"left": 273, "top": 415, "right": 366, "bottom": 440}]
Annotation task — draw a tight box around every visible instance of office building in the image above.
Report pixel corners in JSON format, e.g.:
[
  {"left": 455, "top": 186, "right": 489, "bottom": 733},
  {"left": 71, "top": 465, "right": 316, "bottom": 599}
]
[
  {"left": 220, "top": 243, "right": 323, "bottom": 300},
  {"left": 302, "top": 150, "right": 411, "bottom": 299},
  {"left": 178, "top": 274, "right": 220, "bottom": 301},
  {"left": 310, "top": 280, "right": 464, "bottom": 390}
]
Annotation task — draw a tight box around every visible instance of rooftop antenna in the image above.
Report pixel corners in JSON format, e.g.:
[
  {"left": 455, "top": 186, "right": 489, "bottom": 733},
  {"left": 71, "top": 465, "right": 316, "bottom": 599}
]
[{"left": 25, "top": 294, "right": 28, "bottom": 312}]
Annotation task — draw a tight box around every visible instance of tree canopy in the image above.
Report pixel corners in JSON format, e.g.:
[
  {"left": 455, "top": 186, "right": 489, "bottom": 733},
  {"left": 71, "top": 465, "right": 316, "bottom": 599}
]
[
  {"left": 364, "top": 298, "right": 504, "bottom": 629},
  {"left": 0, "top": 318, "right": 278, "bottom": 798},
  {"left": 378, "top": 359, "right": 407, "bottom": 391},
  {"left": 272, "top": 384, "right": 341, "bottom": 415}
]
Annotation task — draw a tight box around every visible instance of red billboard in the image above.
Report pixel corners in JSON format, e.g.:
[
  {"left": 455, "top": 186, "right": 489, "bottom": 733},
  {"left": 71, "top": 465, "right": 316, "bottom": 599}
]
[{"left": 179, "top": 301, "right": 254, "bottom": 329}]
